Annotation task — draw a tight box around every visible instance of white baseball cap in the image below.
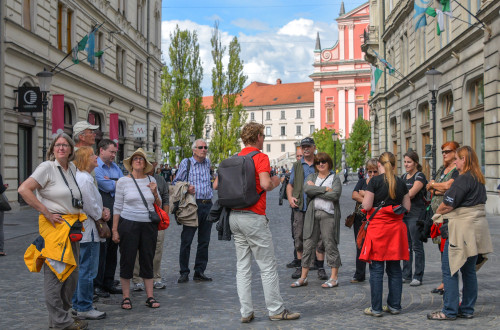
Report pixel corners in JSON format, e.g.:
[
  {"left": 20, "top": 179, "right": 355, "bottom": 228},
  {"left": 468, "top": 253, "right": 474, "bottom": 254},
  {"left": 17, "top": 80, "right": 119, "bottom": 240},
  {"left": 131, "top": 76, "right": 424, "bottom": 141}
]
[{"left": 73, "top": 121, "right": 99, "bottom": 137}]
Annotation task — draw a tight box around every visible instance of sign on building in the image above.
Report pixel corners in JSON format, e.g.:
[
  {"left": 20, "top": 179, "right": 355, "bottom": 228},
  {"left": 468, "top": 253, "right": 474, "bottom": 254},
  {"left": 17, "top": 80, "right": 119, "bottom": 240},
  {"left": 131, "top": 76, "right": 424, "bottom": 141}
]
[
  {"left": 16, "top": 87, "right": 42, "bottom": 112},
  {"left": 133, "top": 123, "right": 147, "bottom": 138}
]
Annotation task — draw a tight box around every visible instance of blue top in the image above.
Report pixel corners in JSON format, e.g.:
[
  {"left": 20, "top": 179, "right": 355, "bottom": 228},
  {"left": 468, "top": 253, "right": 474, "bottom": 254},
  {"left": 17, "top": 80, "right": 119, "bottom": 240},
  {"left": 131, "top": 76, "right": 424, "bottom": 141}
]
[
  {"left": 172, "top": 156, "right": 213, "bottom": 200},
  {"left": 95, "top": 157, "right": 124, "bottom": 197},
  {"left": 289, "top": 157, "right": 316, "bottom": 212}
]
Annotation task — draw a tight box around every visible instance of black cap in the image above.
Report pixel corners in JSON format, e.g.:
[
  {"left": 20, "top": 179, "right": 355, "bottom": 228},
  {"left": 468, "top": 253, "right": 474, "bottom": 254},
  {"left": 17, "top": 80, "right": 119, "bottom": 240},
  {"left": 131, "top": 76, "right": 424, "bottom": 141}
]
[{"left": 300, "top": 137, "right": 315, "bottom": 146}]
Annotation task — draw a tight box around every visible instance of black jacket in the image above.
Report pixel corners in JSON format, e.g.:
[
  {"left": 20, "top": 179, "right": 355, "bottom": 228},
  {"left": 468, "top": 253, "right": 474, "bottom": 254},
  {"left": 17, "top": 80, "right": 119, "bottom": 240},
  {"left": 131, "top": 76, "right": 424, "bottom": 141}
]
[{"left": 208, "top": 199, "right": 232, "bottom": 241}]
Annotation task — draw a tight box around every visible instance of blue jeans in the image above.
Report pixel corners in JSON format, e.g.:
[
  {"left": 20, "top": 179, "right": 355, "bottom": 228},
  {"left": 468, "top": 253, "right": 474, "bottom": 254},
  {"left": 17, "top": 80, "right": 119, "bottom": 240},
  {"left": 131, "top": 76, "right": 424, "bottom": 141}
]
[
  {"left": 179, "top": 201, "right": 212, "bottom": 275},
  {"left": 369, "top": 260, "right": 402, "bottom": 313},
  {"left": 72, "top": 242, "right": 100, "bottom": 312},
  {"left": 403, "top": 216, "right": 425, "bottom": 281},
  {"left": 442, "top": 242, "right": 478, "bottom": 317}
]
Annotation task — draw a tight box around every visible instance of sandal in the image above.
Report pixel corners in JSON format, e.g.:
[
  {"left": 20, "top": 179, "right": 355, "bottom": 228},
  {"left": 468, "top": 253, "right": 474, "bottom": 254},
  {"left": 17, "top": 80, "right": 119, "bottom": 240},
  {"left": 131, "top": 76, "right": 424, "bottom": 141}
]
[
  {"left": 145, "top": 297, "right": 160, "bottom": 308},
  {"left": 290, "top": 278, "right": 308, "bottom": 288},
  {"left": 322, "top": 278, "right": 339, "bottom": 288},
  {"left": 427, "top": 311, "right": 456, "bottom": 321},
  {"left": 121, "top": 298, "right": 132, "bottom": 310}
]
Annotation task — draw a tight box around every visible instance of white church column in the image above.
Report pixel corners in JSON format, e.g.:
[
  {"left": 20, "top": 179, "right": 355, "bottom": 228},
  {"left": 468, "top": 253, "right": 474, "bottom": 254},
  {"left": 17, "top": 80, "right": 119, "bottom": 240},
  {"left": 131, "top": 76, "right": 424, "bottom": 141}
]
[
  {"left": 348, "top": 24, "right": 354, "bottom": 60},
  {"left": 338, "top": 87, "right": 346, "bottom": 136},
  {"left": 314, "top": 86, "right": 322, "bottom": 130},
  {"left": 339, "top": 25, "right": 345, "bottom": 60}
]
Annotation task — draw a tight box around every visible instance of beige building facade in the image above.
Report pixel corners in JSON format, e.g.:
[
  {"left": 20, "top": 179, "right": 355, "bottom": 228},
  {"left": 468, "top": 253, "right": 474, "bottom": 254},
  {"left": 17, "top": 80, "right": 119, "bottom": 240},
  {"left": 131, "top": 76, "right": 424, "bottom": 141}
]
[
  {"left": 0, "top": 0, "right": 163, "bottom": 209},
  {"left": 364, "top": 0, "right": 500, "bottom": 214}
]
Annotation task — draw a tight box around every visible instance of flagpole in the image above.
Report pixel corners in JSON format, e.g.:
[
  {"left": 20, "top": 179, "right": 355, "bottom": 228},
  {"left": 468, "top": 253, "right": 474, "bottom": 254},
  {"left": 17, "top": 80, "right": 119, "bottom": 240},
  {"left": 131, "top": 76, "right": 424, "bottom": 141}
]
[{"left": 451, "top": 0, "right": 486, "bottom": 29}]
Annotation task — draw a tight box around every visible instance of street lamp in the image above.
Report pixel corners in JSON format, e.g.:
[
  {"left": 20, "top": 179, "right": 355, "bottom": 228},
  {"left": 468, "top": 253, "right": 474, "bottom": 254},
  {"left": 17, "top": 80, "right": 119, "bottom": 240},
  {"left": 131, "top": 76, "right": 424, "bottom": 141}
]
[
  {"left": 331, "top": 131, "right": 338, "bottom": 173},
  {"left": 425, "top": 67, "right": 442, "bottom": 179},
  {"left": 205, "top": 124, "right": 211, "bottom": 140},
  {"left": 36, "top": 68, "right": 53, "bottom": 161}
]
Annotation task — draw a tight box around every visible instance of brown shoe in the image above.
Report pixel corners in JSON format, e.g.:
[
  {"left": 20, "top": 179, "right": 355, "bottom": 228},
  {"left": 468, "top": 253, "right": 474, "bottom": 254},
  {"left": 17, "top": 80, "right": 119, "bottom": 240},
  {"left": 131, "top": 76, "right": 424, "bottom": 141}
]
[
  {"left": 63, "top": 319, "right": 88, "bottom": 330},
  {"left": 241, "top": 312, "right": 255, "bottom": 323},
  {"left": 269, "top": 309, "right": 300, "bottom": 321}
]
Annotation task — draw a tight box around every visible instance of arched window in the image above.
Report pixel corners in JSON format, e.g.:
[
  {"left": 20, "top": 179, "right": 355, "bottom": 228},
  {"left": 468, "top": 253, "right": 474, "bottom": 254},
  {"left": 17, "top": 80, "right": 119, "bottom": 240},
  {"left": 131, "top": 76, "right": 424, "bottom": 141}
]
[{"left": 63, "top": 103, "right": 74, "bottom": 136}]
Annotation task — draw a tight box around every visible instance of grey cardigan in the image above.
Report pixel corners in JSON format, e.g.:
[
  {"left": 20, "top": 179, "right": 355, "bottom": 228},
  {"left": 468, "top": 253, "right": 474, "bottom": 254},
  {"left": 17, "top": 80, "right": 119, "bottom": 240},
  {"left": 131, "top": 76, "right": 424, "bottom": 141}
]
[{"left": 303, "top": 172, "right": 342, "bottom": 242}]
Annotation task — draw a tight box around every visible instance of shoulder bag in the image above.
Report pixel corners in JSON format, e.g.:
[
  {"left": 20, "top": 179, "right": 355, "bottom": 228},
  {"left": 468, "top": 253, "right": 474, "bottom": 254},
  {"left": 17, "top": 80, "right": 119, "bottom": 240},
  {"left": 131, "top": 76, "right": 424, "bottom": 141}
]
[
  {"left": 95, "top": 219, "right": 111, "bottom": 238},
  {"left": 148, "top": 176, "right": 170, "bottom": 230},
  {"left": 0, "top": 192, "right": 11, "bottom": 211}
]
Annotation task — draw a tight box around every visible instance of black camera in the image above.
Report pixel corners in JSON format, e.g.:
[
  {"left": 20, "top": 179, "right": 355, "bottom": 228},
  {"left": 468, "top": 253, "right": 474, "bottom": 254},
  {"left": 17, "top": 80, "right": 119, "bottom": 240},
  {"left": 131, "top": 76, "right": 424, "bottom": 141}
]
[{"left": 72, "top": 198, "right": 84, "bottom": 209}]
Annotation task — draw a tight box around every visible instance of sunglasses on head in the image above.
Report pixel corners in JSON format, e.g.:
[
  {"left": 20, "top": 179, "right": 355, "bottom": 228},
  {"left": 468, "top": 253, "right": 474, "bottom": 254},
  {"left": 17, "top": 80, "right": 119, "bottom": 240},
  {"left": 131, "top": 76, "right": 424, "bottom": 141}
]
[
  {"left": 442, "top": 149, "right": 454, "bottom": 155},
  {"left": 196, "top": 146, "right": 208, "bottom": 150},
  {"left": 315, "top": 160, "right": 328, "bottom": 165}
]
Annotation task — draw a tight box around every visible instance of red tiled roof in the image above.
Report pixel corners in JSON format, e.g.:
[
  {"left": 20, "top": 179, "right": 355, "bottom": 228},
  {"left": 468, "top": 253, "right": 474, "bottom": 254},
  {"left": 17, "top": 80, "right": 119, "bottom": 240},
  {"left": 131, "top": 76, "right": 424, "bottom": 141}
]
[{"left": 202, "top": 80, "right": 314, "bottom": 110}]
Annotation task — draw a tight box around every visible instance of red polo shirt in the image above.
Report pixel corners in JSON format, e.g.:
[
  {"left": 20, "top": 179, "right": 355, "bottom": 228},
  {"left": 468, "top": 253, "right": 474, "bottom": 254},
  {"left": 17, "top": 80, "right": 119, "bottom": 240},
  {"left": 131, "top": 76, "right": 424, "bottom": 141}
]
[{"left": 235, "top": 147, "right": 270, "bottom": 215}]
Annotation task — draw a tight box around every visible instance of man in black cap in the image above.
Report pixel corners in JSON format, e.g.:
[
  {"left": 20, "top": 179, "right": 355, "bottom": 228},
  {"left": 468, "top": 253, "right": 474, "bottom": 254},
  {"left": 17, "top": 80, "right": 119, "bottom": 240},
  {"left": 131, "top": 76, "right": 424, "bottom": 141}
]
[{"left": 286, "top": 137, "right": 328, "bottom": 281}]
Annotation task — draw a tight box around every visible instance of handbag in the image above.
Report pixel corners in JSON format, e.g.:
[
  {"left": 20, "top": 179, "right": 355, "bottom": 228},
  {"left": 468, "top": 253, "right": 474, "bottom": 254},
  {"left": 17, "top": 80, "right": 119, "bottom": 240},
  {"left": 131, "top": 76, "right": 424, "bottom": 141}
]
[
  {"left": 344, "top": 213, "right": 355, "bottom": 228},
  {"left": 356, "top": 197, "right": 389, "bottom": 249},
  {"left": 0, "top": 192, "right": 11, "bottom": 211},
  {"left": 130, "top": 174, "right": 161, "bottom": 225},
  {"left": 154, "top": 202, "right": 170, "bottom": 231},
  {"left": 95, "top": 219, "right": 111, "bottom": 238}
]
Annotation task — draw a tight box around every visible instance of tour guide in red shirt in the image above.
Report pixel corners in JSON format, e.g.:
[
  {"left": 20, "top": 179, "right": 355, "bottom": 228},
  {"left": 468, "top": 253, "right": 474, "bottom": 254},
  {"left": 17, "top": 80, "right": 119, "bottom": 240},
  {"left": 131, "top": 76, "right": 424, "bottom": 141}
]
[{"left": 215, "top": 122, "right": 300, "bottom": 323}]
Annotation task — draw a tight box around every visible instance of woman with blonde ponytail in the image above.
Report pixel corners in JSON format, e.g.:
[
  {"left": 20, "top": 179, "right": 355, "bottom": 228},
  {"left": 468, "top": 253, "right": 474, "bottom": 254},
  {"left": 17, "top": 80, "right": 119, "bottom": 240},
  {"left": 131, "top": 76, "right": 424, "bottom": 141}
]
[{"left": 360, "top": 152, "right": 411, "bottom": 317}]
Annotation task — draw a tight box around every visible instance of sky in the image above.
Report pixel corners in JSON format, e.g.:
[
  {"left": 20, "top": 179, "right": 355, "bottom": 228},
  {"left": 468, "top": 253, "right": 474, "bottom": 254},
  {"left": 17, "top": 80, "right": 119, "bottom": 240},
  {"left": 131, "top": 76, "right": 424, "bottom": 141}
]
[{"left": 161, "top": 0, "right": 368, "bottom": 95}]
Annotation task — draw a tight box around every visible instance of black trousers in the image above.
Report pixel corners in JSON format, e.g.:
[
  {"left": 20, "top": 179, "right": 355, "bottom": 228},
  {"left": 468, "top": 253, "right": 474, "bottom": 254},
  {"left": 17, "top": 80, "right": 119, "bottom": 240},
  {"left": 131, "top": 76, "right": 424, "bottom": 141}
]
[
  {"left": 118, "top": 217, "right": 158, "bottom": 279},
  {"left": 353, "top": 214, "right": 367, "bottom": 280},
  {"left": 97, "top": 191, "right": 119, "bottom": 289}
]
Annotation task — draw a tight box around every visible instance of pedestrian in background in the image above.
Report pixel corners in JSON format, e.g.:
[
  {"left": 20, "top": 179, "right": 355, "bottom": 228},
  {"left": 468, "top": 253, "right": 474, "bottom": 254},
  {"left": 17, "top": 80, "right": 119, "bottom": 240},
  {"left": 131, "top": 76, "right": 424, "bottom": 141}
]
[
  {"left": 215, "top": 122, "right": 300, "bottom": 322},
  {"left": 426, "top": 141, "right": 460, "bottom": 295},
  {"left": 290, "top": 152, "right": 342, "bottom": 289},
  {"left": 19, "top": 133, "right": 88, "bottom": 330},
  {"left": 286, "top": 147, "right": 303, "bottom": 269},
  {"left": 427, "top": 146, "right": 493, "bottom": 321},
  {"left": 0, "top": 173, "right": 7, "bottom": 257},
  {"left": 72, "top": 146, "right": 109, "bottom": 320},
  {"left": 94, "top": 139, "right": 124, "bottom": 298},
  {"left": 112, "top": 148, "right": 161, "bottom": 310},
  {"left": 402, "top": 151, "right": 427, "bottom": 287},
  {"left": 361, "top": 152, "right": 410, "bottom": 317},
  {"left": 350, "top": 158, "right": 379, "bottom": 283},
  {"left": 173, "top": 139, "right": 214, "bottom": 284},
  {"left": 133, "top": 153, "right": 169, "bottom": 291}
]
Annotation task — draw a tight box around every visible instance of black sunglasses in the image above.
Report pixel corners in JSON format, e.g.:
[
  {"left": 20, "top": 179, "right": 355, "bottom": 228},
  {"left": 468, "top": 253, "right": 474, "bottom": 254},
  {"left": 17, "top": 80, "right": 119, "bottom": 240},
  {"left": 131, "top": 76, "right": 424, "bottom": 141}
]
[
  {"left": 196, "top": 146, "right": 208, "bottom": 150},
  {"left": 315, "top": 160, "right": 328, "bottom": 165},
  {"left": 442, "top": 150, "right": 454, "bottom": 155}
]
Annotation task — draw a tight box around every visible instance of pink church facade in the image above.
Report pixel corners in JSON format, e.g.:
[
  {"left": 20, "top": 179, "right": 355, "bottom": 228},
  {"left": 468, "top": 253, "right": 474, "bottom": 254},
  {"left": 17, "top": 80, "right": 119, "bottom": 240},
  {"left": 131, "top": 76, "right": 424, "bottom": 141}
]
[{"left": 310, "top": 2, "right": 371, "bottom": 138}]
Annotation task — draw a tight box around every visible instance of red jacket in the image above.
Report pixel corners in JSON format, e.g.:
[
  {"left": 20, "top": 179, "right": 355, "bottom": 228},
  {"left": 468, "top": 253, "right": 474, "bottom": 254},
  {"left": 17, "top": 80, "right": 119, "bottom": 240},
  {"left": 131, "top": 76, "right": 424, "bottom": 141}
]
[{"left": 359, "top": 205, "right": 409, "bottom": 262}]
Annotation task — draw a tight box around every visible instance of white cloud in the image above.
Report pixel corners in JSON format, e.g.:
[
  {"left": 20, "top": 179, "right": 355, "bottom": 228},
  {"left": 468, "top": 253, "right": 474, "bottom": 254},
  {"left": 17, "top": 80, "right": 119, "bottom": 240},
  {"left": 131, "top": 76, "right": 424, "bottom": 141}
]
[
  {"left": 161, "top": 19, "right": 338, "bottom": 95},
  {"left": 231, "top": 18, "right": 269, "bottom": 31}
]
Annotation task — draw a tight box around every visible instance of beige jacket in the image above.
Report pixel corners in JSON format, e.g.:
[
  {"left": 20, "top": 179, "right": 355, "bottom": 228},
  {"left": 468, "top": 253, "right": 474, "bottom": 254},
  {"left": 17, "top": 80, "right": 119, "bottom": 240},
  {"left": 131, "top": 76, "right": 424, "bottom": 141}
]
[
  {"left": 433, "top": 204, "right": 493, "bottom": 275},
  {"left": 169, "top": 181, "right": 198, "bottom": 227}
]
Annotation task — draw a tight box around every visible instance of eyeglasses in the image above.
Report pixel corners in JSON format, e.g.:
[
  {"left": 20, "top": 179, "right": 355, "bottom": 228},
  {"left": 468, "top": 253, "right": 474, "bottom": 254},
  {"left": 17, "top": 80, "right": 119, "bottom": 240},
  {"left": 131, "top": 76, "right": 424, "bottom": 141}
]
[
  {"left": 368, "top": 170, "right": 378, "bottom": 174},
  {"left": 315, "top": 160, "right": 328, "bottom": 165},
  {"left": 196, "top": 146, "right": 208, "bottom": 150},
  {"left": 55, "top": 144, "right": 70, "bottom": 149},
  {"left": 301, "top": 145, "right": 312, "bottom": 149},
  {"left": 132, "top": 156, "right": 145, "bottom": 162},
  {"left": 442, "top": 150, "right": 454, "bottom": 155}
]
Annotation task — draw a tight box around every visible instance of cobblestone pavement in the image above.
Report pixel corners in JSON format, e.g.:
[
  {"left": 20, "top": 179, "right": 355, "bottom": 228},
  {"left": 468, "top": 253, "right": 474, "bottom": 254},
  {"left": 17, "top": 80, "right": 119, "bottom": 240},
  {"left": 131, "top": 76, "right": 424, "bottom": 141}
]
[{"left": 1, "top": 182, "right": 500, "bottom": 329}]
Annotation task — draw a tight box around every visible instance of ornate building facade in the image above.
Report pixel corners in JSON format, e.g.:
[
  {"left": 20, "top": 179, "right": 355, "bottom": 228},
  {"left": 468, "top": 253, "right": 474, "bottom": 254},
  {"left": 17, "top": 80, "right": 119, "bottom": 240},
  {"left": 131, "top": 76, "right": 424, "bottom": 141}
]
[
  {"left": 0, "top": 0, "right": 163, "bottom": 208},
  {"left": 310, "top": 2, "right": 371, "bottom": 138},
  {"left": 364, "top": 0, "right": 500, "bottom": 214}
]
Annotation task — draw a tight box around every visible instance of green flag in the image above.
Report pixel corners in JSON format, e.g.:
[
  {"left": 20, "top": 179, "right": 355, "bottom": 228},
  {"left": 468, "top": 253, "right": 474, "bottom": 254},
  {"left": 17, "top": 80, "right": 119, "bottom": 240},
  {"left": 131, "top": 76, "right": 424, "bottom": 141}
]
[
  {"left": 371, "top": 65, "right": 383, "bottom": 96},
  {"left": 77, "top": 35, "right": 88, "bottom": 51},
  {"left": 440, "top": 0, "right": 451, "bottom": 13}
]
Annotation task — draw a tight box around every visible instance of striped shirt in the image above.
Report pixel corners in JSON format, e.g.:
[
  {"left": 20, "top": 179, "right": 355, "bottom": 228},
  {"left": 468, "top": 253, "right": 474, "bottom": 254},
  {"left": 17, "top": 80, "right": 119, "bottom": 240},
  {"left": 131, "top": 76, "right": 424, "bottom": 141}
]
[{"left": 173, "top": 156, "right": 213, "bottom": 199}]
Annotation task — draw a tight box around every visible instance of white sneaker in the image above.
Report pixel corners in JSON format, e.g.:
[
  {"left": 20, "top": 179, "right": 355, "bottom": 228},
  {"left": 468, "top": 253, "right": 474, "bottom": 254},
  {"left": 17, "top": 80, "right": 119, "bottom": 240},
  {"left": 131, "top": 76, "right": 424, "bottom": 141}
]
[
  {"left": 76, "top": 308, "right": 106, "bottom": 320},
  {"left": 154, "top": 281, "right": 166, "bottom": 289},
  {"left": 409, "top": 279, "right": 422, "bottom": 286},
  {"left": 133, "top": 282, "right": 145, "bottom": 291}
]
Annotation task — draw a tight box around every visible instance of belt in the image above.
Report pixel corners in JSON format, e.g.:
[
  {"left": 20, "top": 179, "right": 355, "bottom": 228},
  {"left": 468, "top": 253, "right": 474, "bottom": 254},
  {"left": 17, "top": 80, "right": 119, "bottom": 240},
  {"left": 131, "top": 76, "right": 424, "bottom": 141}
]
[{"left": 196, "top": 199, "right": 212, "bottom": 204}]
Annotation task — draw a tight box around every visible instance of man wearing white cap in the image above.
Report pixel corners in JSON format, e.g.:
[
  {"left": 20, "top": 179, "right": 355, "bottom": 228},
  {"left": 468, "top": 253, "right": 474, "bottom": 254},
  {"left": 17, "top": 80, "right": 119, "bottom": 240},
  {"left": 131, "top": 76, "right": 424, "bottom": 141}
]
[{"left": 73, "top": 121, "right": 99, "bottom": 149}]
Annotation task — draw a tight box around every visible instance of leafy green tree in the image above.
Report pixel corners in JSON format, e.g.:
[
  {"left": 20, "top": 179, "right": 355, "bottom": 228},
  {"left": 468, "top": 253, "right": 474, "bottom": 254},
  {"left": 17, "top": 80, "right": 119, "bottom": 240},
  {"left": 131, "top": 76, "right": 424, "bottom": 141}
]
[
  {"left": 311, "top": 128, "right": 342, "bottom": 172},
  {"left": 209, "top": 22, "right": 247, "bottom": 164},
  {"left": 345, "top": 118, "right": 371, "bottom": 170},
  {"left": 161, "top": 26, "right": 205, "bottom": 165}
]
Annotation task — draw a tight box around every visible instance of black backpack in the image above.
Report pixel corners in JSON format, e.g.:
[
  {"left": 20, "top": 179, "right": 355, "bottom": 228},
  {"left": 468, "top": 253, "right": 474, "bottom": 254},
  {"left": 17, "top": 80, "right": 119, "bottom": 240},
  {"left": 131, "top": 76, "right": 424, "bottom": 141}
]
[{"left": 217, "top": 151, "right": 264, "bottom": 209}]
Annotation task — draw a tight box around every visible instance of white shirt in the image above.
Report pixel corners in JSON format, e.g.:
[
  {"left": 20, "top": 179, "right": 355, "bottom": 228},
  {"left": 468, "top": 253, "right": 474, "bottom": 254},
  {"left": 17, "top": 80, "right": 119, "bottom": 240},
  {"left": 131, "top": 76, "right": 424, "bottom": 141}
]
[
  {"left": 30, "top": 160, "right": 82, "bottom": 215},
  {"left": 114, "top": 176, "right": 160, "bottom": 222},
  {"left": 313, "top": 175, "right": 335, "bottom": 215},
  {"left": 76, "top": 170, "right": 105, "bottom": 243}
]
